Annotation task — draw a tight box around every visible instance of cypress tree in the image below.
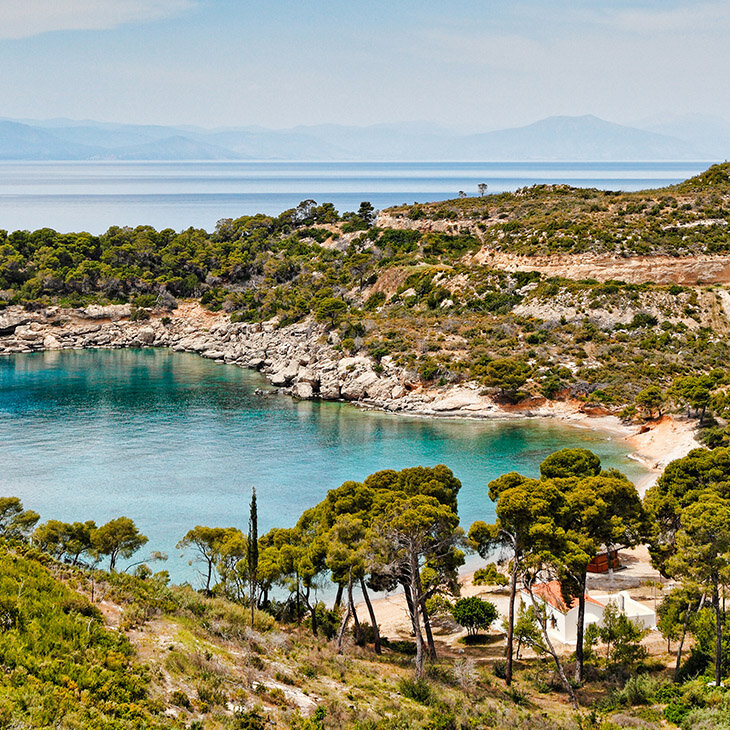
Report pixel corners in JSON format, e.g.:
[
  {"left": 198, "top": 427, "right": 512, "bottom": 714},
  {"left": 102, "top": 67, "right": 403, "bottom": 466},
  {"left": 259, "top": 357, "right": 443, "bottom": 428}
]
[{"left": 248, "top": 487, "right": 258, "bottom": 627}]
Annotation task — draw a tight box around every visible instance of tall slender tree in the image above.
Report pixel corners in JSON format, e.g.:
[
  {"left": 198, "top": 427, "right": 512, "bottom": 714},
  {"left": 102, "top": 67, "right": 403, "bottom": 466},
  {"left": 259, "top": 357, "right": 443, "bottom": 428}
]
[
  {"left": 666, "top": 493, "right": 730, "bottom": 687},
  {"left": 177, "top": 525, "right": 236, "bottom": 594},
  {"left": 371, "top": 494, "right": 463, "bottom": 678},
  {"left": 556, "top": 472, "right": 648, "bottom": 683},
  {"left": 469, "top": 473, "right": 557, "bottom": 686},
  {"left": 248, "top": 487, "right": 259, "bottom": 627}
]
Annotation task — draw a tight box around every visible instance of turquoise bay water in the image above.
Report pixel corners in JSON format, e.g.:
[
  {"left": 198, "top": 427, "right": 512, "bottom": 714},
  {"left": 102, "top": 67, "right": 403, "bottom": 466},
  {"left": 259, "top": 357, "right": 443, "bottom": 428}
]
[
  {"left": 0, "top": 160, "right": 710, "bottom": 234},
  {"left": 0, "top": 349, "right": 648, "bottom": 585}
]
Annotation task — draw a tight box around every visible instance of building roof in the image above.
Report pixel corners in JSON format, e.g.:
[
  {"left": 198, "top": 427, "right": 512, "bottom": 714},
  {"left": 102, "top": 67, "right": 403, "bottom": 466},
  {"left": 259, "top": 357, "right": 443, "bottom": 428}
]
[{"left": 524, "top": 581, "right": 604, "bottom": 614}]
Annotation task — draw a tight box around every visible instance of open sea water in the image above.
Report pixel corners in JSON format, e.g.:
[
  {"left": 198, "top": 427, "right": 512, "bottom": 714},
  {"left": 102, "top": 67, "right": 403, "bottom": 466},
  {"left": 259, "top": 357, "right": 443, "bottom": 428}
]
[
  {"left": 0, "top": 350, "right": 648, "bottom": 586},
  {"left": 0, "top": 160, "right": 712, "bottom": 234}
]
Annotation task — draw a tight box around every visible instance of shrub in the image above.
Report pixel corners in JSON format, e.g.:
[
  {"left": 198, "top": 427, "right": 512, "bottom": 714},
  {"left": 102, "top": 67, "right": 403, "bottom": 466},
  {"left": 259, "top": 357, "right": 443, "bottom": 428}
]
[
  {"left": 382, "top": 639, "right": 417, "bottom": 655},
  {"left": 612, "top": 674, "right": 664, "bottom": 706},
  {"left": 171, "top": 689, "right": 191, "bottom": 708},
  {"left": 398, "top": 677, "right": 433, "bottom": 704},
  {"left": 129, "top": 306, "right": 150, "bottom": 321},
  {"left": 364, "top": 291, "right": 386, "bottom": 310},
  {"left": 452, "top": 597, "right": 498, "bottom": 636},
  {"left": 233, "top": 709, "right": 268, "bottom": 730}
]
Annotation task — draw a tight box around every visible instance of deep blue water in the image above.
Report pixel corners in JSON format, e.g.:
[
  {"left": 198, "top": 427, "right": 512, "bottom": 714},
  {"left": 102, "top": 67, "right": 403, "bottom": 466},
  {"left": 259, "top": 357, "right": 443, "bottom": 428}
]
[
  {"left": 0, "top": 349, "right": 648, "bottom": 586},
  {"left": 0, "top": 160, "right": 711, "bottom": 234}
]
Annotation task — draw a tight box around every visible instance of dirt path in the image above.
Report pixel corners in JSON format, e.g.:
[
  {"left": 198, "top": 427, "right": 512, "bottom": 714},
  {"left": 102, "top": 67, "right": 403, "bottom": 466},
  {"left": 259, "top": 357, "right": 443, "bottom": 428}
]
[{"left": 360, "top": 545, "right": 665, "bottom": 657}]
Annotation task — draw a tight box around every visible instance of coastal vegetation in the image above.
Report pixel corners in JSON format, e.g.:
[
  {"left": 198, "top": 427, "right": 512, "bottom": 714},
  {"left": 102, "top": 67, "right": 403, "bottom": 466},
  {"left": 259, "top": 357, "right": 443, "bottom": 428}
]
[
  {"left": 3, "top": 446, "right": 730, "bottom": 727},
  {"left": 3, "top": 165, "right": 730, "bottom": 422},
  {"left": 6, "top": 165, "right": 730, "bottom": 726}
]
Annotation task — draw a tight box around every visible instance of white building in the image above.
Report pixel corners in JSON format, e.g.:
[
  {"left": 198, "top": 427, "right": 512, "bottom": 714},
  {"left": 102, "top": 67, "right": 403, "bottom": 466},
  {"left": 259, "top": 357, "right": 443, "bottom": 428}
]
[{"left": 520, "top": 580, "right": 656, "bottom": 645}]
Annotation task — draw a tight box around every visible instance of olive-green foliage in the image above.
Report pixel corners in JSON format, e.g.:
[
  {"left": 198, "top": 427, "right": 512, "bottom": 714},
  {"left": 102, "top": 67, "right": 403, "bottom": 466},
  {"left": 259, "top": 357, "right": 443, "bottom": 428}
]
[
  {"left": 389, "top": 162, "right": 730, "bottom": 257},
  {"left": 472, "top": 563, "right": 508, "bottom": 587},
  {"left": 398, "top": 677, "right": 433, "bottom": 704},
  {"left": 583, "top": 601, "right": 648, "bottom": 667},
  {"left": 92, "top": 516, "right": 148, "bottom": 572},
  {"left": 0, "top": 548, "right": 173, "bottom": 729},
  {"left": 0, "top": 497, "right": 40, "bottom": 541},
  {"left": 481, "top": 358, "right": 530, "bottom": 397},
  {"left": 539, "top": 447, "right": 601, "bottom": 479}
]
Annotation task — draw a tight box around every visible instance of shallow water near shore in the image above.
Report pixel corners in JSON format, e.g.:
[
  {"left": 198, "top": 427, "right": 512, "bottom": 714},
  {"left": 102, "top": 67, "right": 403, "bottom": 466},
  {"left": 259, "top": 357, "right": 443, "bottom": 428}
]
[{"left": 0, "top": 349, "right": 648, "bottom": 585}]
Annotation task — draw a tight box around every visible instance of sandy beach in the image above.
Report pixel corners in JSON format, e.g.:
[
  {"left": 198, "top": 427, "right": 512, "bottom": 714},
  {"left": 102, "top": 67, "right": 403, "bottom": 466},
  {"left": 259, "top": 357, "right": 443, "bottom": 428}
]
[{"left": 355, "top": 413, "right": 699, "bottom": 650}]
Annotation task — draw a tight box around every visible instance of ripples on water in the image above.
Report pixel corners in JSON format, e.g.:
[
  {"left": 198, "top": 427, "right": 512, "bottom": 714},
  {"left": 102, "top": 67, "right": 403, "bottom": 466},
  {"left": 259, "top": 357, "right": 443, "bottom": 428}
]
[{"left": 0, "top": 349, "right": 648, "bottom": 585}]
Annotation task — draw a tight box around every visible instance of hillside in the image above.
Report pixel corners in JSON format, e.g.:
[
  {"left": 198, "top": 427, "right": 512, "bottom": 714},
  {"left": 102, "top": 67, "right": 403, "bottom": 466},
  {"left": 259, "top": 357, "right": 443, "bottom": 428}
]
[
  {"left": 0, "top": 539, "right": 666, "bottom": 729},
  {"left": 4, "top": 164, "right": 730, "bottom": 424},
  {"left": 383, "top": 162, "right": 730, "bottom": 257}
]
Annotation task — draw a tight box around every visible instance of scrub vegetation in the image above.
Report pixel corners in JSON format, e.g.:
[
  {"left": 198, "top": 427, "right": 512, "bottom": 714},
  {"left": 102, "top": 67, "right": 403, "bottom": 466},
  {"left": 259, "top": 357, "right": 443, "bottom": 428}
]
[
  {"left": 3, "top": 166, "right": 730, "bottom": 422},
  {"left": 4, "top": 446, "right": 730, "bottom": 728}
]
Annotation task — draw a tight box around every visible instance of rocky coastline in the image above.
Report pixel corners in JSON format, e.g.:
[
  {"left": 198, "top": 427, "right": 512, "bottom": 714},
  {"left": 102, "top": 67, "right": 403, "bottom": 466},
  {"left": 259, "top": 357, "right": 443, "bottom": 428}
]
[
  {"left": 0, "top": 302, "right": 603, "bottom": 417},
  {"left": 0, "top": 302, "right": 437, "bottom": 412},
  {"left": 0, "top": 301, "right": 700, "bottom": 482}
]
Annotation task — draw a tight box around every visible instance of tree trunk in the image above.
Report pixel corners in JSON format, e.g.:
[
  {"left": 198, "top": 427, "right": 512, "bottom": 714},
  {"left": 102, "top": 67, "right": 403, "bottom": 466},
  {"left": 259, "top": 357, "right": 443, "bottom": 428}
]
[
  {"left": 334, "top": 583, "right": 344, "bottom": 611},
  {"left": 409, "top": 551, "right": 426, "bottom": 678},
  {"left": 337, "top": 571, "right": 353, "bottom": 653},
  {"left": 674, "top": 606, "right": 691, "bottom": 682},
  {"left": 505, "top": 559, "right": 519, "bottom": 686},
  {"left": 305, "top": 585, "right": 318, "bottom": 637},
  {"left": 205, "top": 558, "right": 212, "bottom": 595},
  {"left": 674, "top": 593, "right": 705, "bottom": 683},
  {"left": 574, "top": 579, "right": 587, "bottom": 684},
  {"left": 348, "top": 579, "right": 360, "bottom": 630},
  {"left": 360, "top": 577, "right": 381, "bottom": 654},
  {"left": 402, "top": 579, "right": 414, "bottom": 617},
  {"left": 295, "top": 571, "right": 301, "bottom": 625},
  {"left": 250, "top": 576, "right": 256, "bottom": 629},
  {"left": 528, "top": 584, "right": 578, "bottom": 709},
  {"left": 421, "top": 596, "right": 437, "bottom": 660},
  {"left": 715, "top": 581, "right": 723, "bottom": 687}
]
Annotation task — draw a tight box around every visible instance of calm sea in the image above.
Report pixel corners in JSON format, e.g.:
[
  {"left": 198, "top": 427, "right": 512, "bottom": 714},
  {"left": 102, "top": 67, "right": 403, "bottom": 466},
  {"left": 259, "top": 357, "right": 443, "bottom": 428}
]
[
  {"left": 0, "top": 160, "right": 712, "bottom": 234},
  {"left": 0, "top": 350, "right": 648, "bottom": 586}
]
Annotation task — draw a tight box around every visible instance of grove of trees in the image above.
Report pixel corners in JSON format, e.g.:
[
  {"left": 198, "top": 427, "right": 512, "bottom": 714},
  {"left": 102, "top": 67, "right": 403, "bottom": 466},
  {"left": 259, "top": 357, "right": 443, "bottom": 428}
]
[{"left": 5, "top": 441, "right": 730, "bottom": 711}]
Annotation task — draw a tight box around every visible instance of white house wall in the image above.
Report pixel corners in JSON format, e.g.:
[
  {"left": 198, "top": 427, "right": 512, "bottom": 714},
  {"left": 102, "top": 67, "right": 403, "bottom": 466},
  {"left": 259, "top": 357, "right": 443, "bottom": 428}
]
[{"left": 521, "top": 590, "right": 657, "bottom": 646}]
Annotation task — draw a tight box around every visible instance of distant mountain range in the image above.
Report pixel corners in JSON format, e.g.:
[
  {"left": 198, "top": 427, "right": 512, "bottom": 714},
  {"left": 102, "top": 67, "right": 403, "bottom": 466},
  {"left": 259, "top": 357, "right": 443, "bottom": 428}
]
[{"left": 0, "top": 113, "right": 726, "bottom": 161}]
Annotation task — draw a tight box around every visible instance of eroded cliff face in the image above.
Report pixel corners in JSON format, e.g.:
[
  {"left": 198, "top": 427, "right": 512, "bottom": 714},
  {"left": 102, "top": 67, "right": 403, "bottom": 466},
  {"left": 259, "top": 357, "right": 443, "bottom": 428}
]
[
  {"left": 377, "top": 212, "right": 730, "bottom": 286},
  {"left": 473, "top": 250, "right": 730, "bottom": 286}
]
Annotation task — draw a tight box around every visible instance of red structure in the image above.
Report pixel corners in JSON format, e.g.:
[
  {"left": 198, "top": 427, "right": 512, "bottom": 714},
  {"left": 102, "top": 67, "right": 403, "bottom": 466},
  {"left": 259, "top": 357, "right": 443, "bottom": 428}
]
[{"left": 586, "top": 548, "right": 621, "bottom": 573}]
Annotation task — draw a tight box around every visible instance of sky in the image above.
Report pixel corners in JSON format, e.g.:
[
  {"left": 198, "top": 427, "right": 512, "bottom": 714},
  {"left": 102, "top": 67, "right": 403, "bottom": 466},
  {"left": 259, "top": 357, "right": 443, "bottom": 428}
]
[{"left": 0, "top": 0, "right": 727, "bottom": 130}]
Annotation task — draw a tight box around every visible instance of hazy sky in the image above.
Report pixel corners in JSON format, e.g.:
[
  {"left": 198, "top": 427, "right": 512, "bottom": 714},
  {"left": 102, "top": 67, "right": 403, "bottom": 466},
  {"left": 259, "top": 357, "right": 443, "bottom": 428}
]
[{"left": 0, "top": 0, "right": 727, "bottom": 129}]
